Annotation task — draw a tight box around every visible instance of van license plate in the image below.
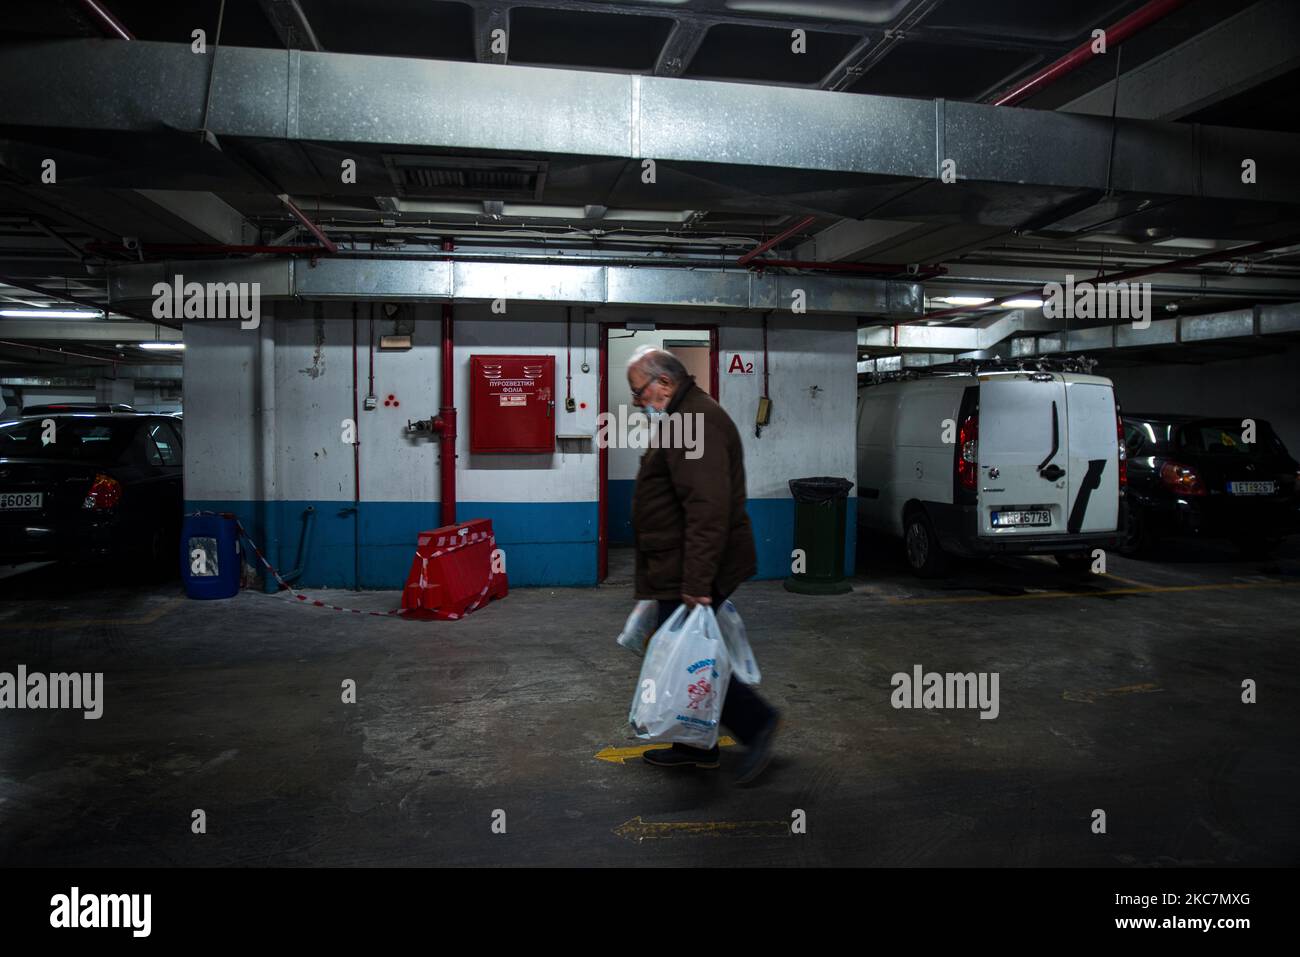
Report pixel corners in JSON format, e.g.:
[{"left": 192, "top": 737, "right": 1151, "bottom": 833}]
[
  {"left": 992, "top": 510, "right": 1050, "bottom": 527},
  {"left": 1227, "top": 481, "right": 1275, "bottom": 496},
  {"left": 0, "top": 492, "right": 43, "bottom": 510}
]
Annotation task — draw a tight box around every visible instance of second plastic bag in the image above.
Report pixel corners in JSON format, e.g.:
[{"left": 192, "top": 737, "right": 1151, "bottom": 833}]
[
  {"left": 628, "top": 604, "right": 731, "bottom": 749},
  {"left": 716, "top": 599, "right": 761, "bottom": 686},
  {"left": 616, "top": 599, "right": 657, "bottom": 656}
]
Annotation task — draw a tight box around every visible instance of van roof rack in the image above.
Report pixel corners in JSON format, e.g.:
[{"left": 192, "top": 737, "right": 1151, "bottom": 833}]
[
  {"left": 858, "top": 354, "right": 1097, "bottom": 386},
  {"left": 956, "top": 355, "right": 1098, "bottom": 375}
]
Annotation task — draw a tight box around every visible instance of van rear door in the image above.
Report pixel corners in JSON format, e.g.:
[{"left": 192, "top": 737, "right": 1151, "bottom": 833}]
[
  {"left": 977, "top": 374, "right": 1071, "bottom": 537},
  {"left": 1063, "top": 379, "right": 1119, "bottom": 533}
]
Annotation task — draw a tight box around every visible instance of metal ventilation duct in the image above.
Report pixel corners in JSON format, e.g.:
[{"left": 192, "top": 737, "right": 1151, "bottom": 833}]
[{"left": 106, "top": 256, "right": 923, "bottom": 317}]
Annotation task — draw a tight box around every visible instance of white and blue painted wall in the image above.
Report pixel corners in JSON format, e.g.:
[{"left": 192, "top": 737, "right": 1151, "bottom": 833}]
[{"left": 182, "top": 303, "right": 858, "bottom": 588}]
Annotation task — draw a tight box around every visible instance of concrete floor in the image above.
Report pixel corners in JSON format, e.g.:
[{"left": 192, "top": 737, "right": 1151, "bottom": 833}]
[{"left": 1, "top": 538, "right": 1298, "bottom": 867}]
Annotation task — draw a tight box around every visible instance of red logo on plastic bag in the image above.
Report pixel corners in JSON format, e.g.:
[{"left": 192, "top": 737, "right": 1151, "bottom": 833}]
[{"left": 687, "top": 677, "right": 714, "bottom": 710}]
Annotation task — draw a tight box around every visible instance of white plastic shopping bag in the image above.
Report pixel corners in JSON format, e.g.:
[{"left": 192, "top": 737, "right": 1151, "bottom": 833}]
[
  {"left": 628, "top": 604, "right": 732, "bottom": 749},
  {"left": 616, "top": 599, "right": 658, "bottom": 656},
  {"left": 716, "top": 599, "right": 761, "bottom": 686}
]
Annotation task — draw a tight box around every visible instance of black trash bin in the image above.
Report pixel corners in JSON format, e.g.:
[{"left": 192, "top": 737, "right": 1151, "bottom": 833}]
[{"left": 784, "top": 476, "right": 854, "bottom": 595}]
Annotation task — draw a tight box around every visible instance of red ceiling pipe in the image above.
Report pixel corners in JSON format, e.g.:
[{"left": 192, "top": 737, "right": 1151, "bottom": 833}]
[
  {"left": 276, "top": 194, "right": 340, "bottom": 255},
  {"left": 990, "top": 0, "right": 1190, "bottom": 106},
  {"left": 431, "top": 238, "right": 457, "bottom": 527},
  {"left": 738, "top": 215, "right": 817, "bottom": 267},
  {"left": 916, "top": 234, "right": 1300, "bottom": 322},
  {"left": 76, "top": 0, "right": 134, "bottom": 40}
]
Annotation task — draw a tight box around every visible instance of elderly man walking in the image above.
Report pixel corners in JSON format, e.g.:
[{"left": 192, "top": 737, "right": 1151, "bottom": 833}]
[{"left": 626, "top": 346, "right": 781, "bottom": 785}]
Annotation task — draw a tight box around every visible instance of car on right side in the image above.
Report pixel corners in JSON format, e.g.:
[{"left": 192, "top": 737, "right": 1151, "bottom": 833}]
[{"left": 1120, "top": 413, "right": 1300, "bottom": 557}]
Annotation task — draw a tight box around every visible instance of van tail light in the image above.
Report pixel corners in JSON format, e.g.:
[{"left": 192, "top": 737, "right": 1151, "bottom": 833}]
[
  {"left": 957, "top": 413, "right": 978, "bottom": 491},
  {"left": 1159, "top": 461, "right": 1205, "bottom": 497},
  {"left": 1117, "top": 413, "right": 1127, "bottom": 487},
  {"left": 83, "top": 473, "right": 122, "bottom": 510}
]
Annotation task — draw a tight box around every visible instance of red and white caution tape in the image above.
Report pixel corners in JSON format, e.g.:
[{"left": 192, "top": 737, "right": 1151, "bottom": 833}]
[
  {"left": 231, "top": 517, "right": 403, "bottom": 617},
  {"left": 189, "top": 511, "right": 497, "bottom": 620}
]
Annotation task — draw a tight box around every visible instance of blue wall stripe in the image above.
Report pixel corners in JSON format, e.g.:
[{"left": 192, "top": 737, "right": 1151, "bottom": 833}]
[{"left": 185, "top": 496, "right": 855, "bottom": 589}]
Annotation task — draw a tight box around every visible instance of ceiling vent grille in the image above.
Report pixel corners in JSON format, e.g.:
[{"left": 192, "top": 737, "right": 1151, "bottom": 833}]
[{"left": 382, "top": 155, "right": 547, "bottom": 200}]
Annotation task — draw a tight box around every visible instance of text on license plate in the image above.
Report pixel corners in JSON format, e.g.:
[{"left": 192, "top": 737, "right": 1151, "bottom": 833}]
[
  {"left": 0, "top": 492, "right": 43, "bottom": 510},
  {"left": 1227, "top": 481, "right": 1275, "bottom": 496},
  {"left": 992, "top": 509, "right": 1051, "bottom": 527}
]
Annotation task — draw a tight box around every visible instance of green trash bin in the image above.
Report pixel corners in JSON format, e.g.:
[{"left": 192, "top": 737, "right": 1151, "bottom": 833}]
[{"left": 783, "top": 476, "right": 854, "bottom": 595}]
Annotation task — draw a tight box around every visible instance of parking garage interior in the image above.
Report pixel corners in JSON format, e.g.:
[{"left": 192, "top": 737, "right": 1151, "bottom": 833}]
[{"left": 0, "top": 0, "right": 1298, "bottom": 877}]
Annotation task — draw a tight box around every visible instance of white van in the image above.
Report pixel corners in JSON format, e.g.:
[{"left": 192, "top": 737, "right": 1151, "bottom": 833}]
[{"left": 857, "top": 370, "right": 1125, "bottom": 576}]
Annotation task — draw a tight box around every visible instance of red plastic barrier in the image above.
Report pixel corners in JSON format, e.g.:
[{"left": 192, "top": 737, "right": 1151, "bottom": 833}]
[{"left": 400, "top": 518, "right": 509, "bottom": 620}]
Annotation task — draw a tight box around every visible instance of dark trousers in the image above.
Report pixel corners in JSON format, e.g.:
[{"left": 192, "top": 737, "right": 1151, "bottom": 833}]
[{"left": 655, "top": 589, "right": 775, "bottom": 751}]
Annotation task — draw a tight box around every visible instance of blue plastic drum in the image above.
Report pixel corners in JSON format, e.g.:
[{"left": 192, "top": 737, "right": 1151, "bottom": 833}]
[{"left": 180, "top": 513, "right": 240, "bottom": 599}]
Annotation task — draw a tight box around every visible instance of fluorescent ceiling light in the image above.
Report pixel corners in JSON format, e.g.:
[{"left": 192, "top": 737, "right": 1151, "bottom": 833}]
[
  {"left": 932, "top": 296, "right": 992, "bottom": 307},
  {"left": 138, "top": 342, "right": 185, "bottom": 351},
  {"left": 1001, "top": 299, "right": 1044, "bottom": 308},
  {"left": 0, "top": 308, "right": 103, "bottom": 318}
]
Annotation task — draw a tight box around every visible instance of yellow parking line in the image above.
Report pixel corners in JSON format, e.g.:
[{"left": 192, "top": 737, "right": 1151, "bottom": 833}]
[
  {"left": 885, "top": 580, "right": 1298, "bottom": 606},
  {"left": 0, "top": 596, "right": 184, "bottom": 630}
]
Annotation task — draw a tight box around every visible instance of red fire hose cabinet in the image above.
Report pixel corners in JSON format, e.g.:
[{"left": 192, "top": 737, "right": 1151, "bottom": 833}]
[{"left": 469, "top": 355, "right": 555, "bottom": 454}]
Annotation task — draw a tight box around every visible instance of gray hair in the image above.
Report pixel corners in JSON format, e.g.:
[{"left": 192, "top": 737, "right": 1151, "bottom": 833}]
[{"left": 627, "top": 346, "right": 689, "bottom": 385}]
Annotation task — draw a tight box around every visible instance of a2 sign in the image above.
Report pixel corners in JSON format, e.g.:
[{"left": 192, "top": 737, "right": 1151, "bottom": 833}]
[{"left": 724, "top": 352, "right": 757, "bottom": 375}]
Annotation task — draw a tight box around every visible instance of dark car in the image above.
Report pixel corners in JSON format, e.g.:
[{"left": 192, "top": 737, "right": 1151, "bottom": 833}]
[
  {"left": 0, "top": 412, "right": 183, "bottom": 575},
  {"left": 1120, "top": 413, "right": 1300, "bottom": 556}
]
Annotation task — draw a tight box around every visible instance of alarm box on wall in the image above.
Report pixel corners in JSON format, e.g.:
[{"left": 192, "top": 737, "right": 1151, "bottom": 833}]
[{"left": 470, "top": 354, "right": 556, "bottom": 454}]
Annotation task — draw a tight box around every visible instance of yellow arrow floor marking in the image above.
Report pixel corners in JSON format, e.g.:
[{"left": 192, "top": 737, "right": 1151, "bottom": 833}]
[
  {"left": 614, "top": 815, "right": 791, "bottom": 842},
  {"left": 1063, "top": 682, "right": 1163, "bottom": 704},
  {"left": 595, "top": 736, "right": 737, "bottom": 764}
]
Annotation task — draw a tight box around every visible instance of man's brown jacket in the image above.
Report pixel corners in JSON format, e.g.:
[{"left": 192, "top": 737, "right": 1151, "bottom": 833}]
[{"left": 631, "top": 376, "right": 757, "bottom": 600}]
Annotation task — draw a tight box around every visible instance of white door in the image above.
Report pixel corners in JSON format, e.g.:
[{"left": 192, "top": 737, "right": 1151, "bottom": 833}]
[
  {"left": 1064, "top": 381, "right": 1119, "bottom": 533},
  {"left": 977, "top": 374, "right": 1071, "bottom": 537}
]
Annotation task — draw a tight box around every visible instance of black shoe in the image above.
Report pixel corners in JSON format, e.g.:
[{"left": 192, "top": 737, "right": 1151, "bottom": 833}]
[
  {"left": 643, "top": 743, "right": 720, "bottom": 769},
  {"left": 735, "top": 712, "right": 781, "bottom": 786}
]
